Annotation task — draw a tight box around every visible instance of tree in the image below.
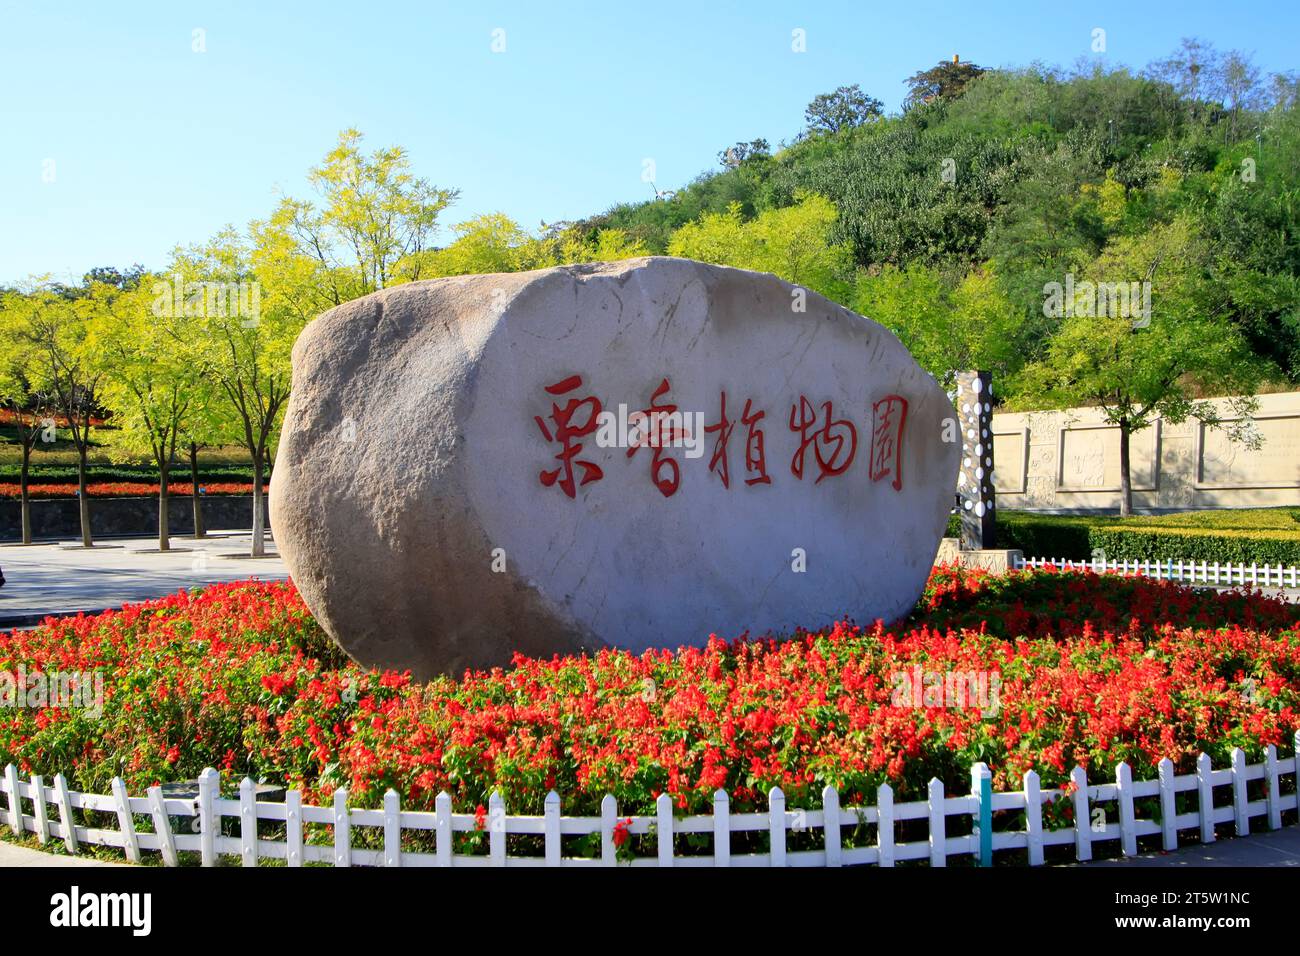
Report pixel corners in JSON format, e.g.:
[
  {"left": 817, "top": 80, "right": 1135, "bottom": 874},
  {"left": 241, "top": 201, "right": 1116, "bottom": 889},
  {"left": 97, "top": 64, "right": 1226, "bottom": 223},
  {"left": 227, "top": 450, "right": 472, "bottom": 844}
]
[
  {"left": 88, "top": 280, "right": 199, "bottom": 551},
  {"left": 0, "top": 291, "right": 58, "bottom": 544},
  {"left": 1145, "top": 37, "right": 1219, "bottom": 120},
  {"left": 853, "top": 263, "right": 1021, "bottom": 388},
  {"left": 804, "top": 85, "right": 883, "bottom": 136},
  {"left": 557, "top": 227, "right": 648, "bottom": 265},
  {"left": 171, "top": 231, "right": 298, "bottom": 557},
  {"left": 168, "top": 367, "right": 227, "bottom": 541},
  {"left": 1215, "top": 50, "right": 1265, "bottom": 141},
  {"left": 667, "top": 193, "right": 852, "bottom": 300},
  {"left": 717, "top": 138, "right": 770, "bottom": 169},
  {"left": 904, "top": 56, "right": 987, "bottom": 108},
  {"left": 266, "top": 128, "right": 458, "bottom": 297},
  {"left": 20, "top": 280, "right": 106, "bottom": 547},
  {"left": 1013, "top": 218, "right": 1266, "bottom": 516},
  {"left": 393, "top": 213, "right": 539, "bottom": 279}
]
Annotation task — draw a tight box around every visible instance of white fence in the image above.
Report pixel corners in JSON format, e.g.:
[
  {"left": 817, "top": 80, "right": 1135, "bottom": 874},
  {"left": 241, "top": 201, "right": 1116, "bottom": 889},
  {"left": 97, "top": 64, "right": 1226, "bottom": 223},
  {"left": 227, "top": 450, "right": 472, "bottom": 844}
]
[
  {"left": 2, "top": 736, "right": 1298, "bottom": 867},
  {"left": 1015, "top": 555, "right": 1300, "bottom": 589}
]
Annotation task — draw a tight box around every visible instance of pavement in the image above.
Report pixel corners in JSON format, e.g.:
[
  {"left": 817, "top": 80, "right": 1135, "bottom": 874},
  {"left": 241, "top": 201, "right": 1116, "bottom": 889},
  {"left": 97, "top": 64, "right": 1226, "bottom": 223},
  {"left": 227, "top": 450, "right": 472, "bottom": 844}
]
[
  {"left": 3, "top": 826, "right": 1299, "bottom": 867},
  {"left": 0, "top": 840, "right": 124, "bottom": 867},
  {"left": 0, "top": 532, "right": 288, "bottom": 627},
  {"left": 1087, "top": 826, "right": 1300, "bottom": 867}
]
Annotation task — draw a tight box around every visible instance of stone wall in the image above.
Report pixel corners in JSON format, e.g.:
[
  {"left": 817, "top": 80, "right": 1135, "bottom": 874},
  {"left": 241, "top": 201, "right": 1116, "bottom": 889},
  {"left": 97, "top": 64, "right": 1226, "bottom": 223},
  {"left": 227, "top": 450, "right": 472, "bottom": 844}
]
[
  {"left": 0, "top": 495, "right": 269, "bottom": 541},
  {"left": 990, "top": 391, "right": 1300, "bottom": 512}
]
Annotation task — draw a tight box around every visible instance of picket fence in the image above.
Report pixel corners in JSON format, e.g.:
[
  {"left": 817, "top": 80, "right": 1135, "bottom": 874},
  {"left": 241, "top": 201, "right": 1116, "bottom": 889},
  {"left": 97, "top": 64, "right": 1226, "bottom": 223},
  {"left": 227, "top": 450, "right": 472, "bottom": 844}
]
[
  {"left": 1016, "top": 554, "right": 1300, "bottom": 589},
  {"left": 2, "top": 736, "right": 1298, "bottom": 867}
]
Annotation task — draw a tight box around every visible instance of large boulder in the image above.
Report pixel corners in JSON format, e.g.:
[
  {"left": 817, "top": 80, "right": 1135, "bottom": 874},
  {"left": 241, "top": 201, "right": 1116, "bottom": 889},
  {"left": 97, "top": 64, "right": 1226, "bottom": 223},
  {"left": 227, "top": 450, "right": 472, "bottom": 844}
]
[{"left": 271, "top": 257, "right": 959, "bottom": 678}]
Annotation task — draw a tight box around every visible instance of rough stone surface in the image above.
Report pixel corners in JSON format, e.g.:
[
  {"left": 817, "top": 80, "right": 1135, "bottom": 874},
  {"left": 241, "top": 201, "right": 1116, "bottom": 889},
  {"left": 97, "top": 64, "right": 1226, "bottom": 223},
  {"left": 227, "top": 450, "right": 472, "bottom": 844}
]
[{"left": 271, "top": 257, "right": 959, "bottom": 678}]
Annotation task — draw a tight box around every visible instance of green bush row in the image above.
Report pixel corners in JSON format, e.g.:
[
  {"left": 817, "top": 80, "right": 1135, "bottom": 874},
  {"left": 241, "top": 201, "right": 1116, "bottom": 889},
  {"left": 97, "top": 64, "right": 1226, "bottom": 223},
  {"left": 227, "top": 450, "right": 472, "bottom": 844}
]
[
  {"left": 0, "top": 464, "right": 259, "bottom": 483},
  {"left": 1088, "top": 527, "right": 1300, "bottom": 567},
  {"left": 945, "top": 512, "right": 1094, "bottom": 558},
  {"left": 947, "top": 509, "right": 1300, "bottom": 566}
]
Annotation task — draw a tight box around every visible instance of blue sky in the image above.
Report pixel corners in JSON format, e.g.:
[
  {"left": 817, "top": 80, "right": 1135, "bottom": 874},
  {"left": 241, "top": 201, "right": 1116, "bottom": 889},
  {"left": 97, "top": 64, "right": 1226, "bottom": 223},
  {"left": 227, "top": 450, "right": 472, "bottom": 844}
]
[{"left": 2, "top": 0, "right": 1298, "bottom": 284}]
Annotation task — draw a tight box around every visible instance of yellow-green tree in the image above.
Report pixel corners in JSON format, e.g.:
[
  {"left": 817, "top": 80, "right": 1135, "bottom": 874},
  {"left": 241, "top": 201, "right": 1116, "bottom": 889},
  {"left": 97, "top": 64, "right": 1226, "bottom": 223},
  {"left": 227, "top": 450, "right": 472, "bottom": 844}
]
[
  {"left": 852, "top": 262, "right": 1021, "bottom": 387},
  {"left": 667, "top": 193, "right": 851, "bottom": 300},
  {"left": 391, "top": 214, "right": 648, "bottom": 283},
  {"left": 264, "top": 129, "right": 458, "bottom": 300},
  {"left": 0, "top": 288, "right": 59, "bottom": 544},
  {"left": 1014, "top": 218, "right": 1266, "bottom": 516},
  {"left": 17, "top": 280, "right": 106, "bottom": 547},
  {"left": 170, "top": 230, "right": 300, "bottom": 557},
  {"left": 88, "top": 279, "right": 201, "bottom": 551}
]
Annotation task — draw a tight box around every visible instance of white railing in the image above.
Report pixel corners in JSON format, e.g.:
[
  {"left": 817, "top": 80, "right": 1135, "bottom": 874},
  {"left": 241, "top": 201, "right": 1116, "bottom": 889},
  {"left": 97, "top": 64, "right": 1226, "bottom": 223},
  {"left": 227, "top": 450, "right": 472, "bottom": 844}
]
[
  {"left": 1015, "top": 555, "right": 1300, "bottom": 589},
  {"left": 3, "top": 736, "right": 1298, "bottom": 867}
]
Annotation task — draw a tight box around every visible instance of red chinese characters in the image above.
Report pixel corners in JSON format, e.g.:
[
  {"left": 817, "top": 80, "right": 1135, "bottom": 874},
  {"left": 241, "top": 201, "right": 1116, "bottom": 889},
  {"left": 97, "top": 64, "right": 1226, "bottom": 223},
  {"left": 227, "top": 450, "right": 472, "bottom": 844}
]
[
  {"left": 740, "top": 399, "right": 770, "bottom": 486},
  {"left": 627, "top": 378, "right": 684, "bottom": 497},
  {"left": 535, "top": 376, "right": 905, "bottom": 497},
  {"left": 534, "top": 375, "right": 604, "bottom": 498},
  {"left": 704, "top": 392, "right": 735, "bottom": 488},
  {"left": 870, "top": 394, "right": 908, "bottom": 491},
  {"left": 705, "top": 393, "right": 770, "bottom": 489},
  {"left": 788, "top": 396, "right": 857, "bottom": 484}
]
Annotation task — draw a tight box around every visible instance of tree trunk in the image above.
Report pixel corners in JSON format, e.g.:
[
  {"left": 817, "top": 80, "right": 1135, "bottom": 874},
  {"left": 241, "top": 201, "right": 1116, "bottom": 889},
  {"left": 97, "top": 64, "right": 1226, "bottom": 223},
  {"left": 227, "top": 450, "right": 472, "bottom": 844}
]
[
  {"left": 189, "top": 442, "right": 205, "bottom": 539},
  {"left": 19, "top": 442, "right": 32, "bottom": 545},
  {"left": 250, "top": 450, "right": 266, "bottom": 557},
  {"left": 77, "top": 443, "right": 93, "bottom": 547},
  {"left": 1118, "top": 419, "right": 1133, "bottom": 518},
  {"left": 158, "top": 461, "right": 171, "bottom": 552}
]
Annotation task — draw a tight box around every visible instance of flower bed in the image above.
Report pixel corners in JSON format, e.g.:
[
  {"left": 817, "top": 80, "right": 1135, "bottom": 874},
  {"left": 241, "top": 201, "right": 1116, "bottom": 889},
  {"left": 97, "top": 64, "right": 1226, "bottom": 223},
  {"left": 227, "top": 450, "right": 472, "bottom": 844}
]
[
  {"left": 0, "top": 481, "right": 262, "bottom": 499},
  {"left": 1, "top": 567, "right": 1297, "bottom": 825}
]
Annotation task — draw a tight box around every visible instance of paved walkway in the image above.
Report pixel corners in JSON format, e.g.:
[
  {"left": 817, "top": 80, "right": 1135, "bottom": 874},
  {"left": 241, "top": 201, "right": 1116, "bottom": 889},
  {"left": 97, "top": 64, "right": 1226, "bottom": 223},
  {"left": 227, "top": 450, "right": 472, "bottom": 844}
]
[
  {"left": 0, "top": 533, "right": 288, "bottom": 627},
  {"left": 4, "top": 826, "right": 1299, "bottom": 867},
  {"left": 1087, "top": 825, "right": 1300, "bottom": 867},
  {"left": 0, "top": 841, "right": 124, "bottom": 867}
]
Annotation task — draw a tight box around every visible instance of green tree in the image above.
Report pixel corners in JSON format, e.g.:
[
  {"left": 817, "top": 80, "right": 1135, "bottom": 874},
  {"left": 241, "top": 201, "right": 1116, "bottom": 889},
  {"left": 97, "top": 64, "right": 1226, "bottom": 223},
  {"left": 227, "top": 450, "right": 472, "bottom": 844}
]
[
  {"left": 804, "top": 85, "right": 884, "bottom": 136},
  {"left": 904, "top": 56, "right": 987, "bottom": 108},
  {"left": 393, "top": 213, "right": 541, "bottom": 279},
  {"left": 667, "top": 193, "right": 851, "bottom": 300},
  {"left": 0, "top": 290, "right": 58, "bottom": 544},
  {"left": 170, "top": 231, "right": 299, "bottom": 557},
  {"left": 1013, "top": 218, "right": 1266, "bottom": 516},
  {"left": 853, "top": 263, "right": 1020, "bottom": 387},
  {"left": 19, "top": 281, "right": 107, "bottom": 546},
  {"left": 718, "top": 138, "right": 771, "bottom": 169},
  {"left": 88, "top": 280, "right": 200, "bottom": 551},
  {"left": 266, "top": 128, "right": 458, "bottom": 298}
]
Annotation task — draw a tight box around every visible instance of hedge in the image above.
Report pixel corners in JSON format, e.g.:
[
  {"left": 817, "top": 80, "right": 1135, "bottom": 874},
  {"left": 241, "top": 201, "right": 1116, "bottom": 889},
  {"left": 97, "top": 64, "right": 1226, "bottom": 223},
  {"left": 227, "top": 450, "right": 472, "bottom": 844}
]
[
  {"left": 0, "top": 464, "right": 259, "bottom": 484},
  {"left": 1088, "top": 526, "right": 1300, "bottom": 566},
  {"left": 945, "top": 512, "right": 1094, "bottom": 558},
  {"left": 947, "top": 508, "right": 1300, "bottom": 566}
]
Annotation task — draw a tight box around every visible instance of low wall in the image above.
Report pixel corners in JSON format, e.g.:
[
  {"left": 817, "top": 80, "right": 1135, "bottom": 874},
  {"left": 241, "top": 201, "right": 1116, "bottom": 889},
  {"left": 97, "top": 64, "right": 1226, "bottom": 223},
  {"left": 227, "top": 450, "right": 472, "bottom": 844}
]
[
  {"left": 0, "top": 495, "right": 269, "bottom": 541},
  {"left": 991, "top": 390, "right": 1300, "bottom": 513}
]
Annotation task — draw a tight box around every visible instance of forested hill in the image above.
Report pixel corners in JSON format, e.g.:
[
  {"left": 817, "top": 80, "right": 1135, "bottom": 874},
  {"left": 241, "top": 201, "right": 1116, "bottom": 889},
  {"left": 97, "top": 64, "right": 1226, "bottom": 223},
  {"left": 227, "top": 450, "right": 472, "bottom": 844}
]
[{"left": 569, "top": 47, "right": 1300, "bottom": 399}]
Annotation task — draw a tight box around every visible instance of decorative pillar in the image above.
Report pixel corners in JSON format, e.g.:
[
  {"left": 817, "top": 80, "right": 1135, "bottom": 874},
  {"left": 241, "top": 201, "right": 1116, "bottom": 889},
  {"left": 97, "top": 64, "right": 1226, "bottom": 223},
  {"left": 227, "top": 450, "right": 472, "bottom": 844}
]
[{"left": 955, "top": 370, "right": 995, "bottom": 550}]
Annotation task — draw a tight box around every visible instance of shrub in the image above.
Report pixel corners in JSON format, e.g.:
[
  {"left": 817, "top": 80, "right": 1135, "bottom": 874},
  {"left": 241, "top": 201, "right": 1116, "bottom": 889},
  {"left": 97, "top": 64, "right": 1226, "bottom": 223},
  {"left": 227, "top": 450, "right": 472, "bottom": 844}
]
[
  {"left": 948, "top": 509, "right": 1300, "bottom": 565},
  {"left": 1089, "top": 526, "right": 1300, "bottom": 566},
  {"left": 946, "top": 511, "right": 1094, "bottom": 557}
]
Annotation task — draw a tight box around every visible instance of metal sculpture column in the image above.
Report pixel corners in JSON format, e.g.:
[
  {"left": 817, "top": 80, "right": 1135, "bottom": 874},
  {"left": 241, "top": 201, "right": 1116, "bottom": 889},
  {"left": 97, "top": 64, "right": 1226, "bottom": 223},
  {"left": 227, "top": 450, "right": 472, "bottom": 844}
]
[{"left": 955, "top": 370, "right": 995, "bottom": 550}]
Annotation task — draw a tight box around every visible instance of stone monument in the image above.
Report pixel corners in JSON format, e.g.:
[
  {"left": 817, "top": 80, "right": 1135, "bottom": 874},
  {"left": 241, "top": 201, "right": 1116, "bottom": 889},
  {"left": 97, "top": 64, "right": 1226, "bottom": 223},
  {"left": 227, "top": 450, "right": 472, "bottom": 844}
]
[{"left": 271, "top": 257, "right": 961, "bottom": 678}]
